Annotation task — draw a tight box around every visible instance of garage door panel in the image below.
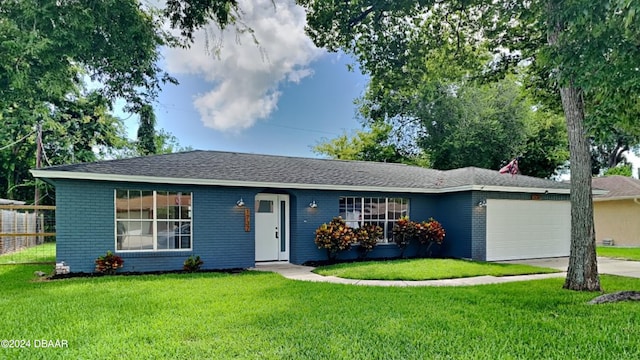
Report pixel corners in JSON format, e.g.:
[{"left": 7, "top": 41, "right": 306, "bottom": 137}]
[{"left": 486, "top": 200, "right": 570, "bottom": 261}]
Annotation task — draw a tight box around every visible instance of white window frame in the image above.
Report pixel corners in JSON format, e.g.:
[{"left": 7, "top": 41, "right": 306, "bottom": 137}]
[
  {"left": 115, "top": 190, "right": 193, "bottom": 252},
  {"left": 339, "top": 196, "right": 409, "bottom": 243}
]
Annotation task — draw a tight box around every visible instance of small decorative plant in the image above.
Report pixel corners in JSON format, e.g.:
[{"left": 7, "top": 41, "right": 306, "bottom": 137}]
[
  {"left": 95, "top": 250, "right": 124, "bottom": 275},
  {"left": 314, "top": 217, "right": 355, "bottom": 261},
  {"left": 183, "top": 255, "right": 204, "bottom": 272},
  {"left": 355, "top": 224, "right": 383, "bottom": 258}
]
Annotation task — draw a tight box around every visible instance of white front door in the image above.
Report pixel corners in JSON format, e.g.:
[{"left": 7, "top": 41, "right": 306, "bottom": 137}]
[{"left": 255, "top": 194, "right": 289, "bottom": 262}]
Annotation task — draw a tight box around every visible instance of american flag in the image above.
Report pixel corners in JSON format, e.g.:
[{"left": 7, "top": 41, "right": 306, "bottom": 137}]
[{"left": 499, "top": 158, "right": 519, "bottom": 175}]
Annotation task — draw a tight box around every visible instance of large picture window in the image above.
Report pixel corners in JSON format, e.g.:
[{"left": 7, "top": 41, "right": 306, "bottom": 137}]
[
  {"left": 115, "top": 190, "right": 192, "bottom": 251},
  {"left": 339, "top": 197, "right": 409, "bottom": 243}
]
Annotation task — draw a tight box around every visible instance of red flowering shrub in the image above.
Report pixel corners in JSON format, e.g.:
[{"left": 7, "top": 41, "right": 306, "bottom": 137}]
[
  {"left": 392, "top": 217, "right": 418, "bottom": 255},
  {"left": 394, "top": 217, "right": 446, "bottom": 257},
  {"left": 355, "top": 224, "right": 383, "bottom": 257},
  {"left": 424, "top": 218, "right": 446, "bottom": 245},
  {"left": 314, "top": 217, "right": 355, "bottom": 260},
  {"left": 95, "top": 251, "right": 124, "bottom": 274}
]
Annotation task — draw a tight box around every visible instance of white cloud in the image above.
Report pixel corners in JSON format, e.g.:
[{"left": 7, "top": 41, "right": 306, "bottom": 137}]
[{"left": 163, "top": 0, "right": 323, "bottom": 132}]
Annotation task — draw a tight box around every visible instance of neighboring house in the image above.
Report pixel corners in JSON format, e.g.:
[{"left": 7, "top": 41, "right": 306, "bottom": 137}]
[
  {"left": 592, "top": 176, "right": 640, "bottom": 246},
  {"left": 32, "top": 150, "right": 575, "bottom": 273}
]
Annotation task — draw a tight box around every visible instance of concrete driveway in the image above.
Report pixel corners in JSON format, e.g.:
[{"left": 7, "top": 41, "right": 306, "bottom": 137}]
[{"left": 500, "top": 257, "right": 640, "bottom": 278}]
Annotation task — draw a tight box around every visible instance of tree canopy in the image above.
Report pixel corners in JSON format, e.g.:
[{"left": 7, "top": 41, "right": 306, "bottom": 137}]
[
  {"left": 0, "top": 0, "right": 195, "bottom": 202},
  {"left": 313, "top": 123, "right": 429, "bottom": 166},
  {"left": 1, "top": 0, "right": 176, "bottom": 112},
  {"left": 0, "top": 91, "right": 129, "bottom": 203},
  {"left": 300, "top": 0, "right": 640, "bottom": 291},
  {"left": 137, "top": 105, "right": 158, "bottom": 156},
  {"left": 320, "top": 77, "right": 568, "bottom": 179}
]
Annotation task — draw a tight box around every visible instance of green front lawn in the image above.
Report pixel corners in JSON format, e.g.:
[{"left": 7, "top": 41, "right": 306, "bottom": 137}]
[
  {"left": 0, "top": 242, "right": 56, "bottom": 264},
  {"left": 598, "top": 246, "right": 640, "bottom": 261},
  {"left": 2, "top": 265, "right": 638, "bottom": 359},
  {"left": 313, "top": 258, "right": 559, "bottom": 280}
]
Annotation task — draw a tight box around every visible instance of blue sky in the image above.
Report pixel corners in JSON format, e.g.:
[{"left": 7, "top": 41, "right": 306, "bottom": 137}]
[
  {"left": 119, "top": 0, "right": 369, "bottom": 159},
  {"left": 115, "top": 0, "right": 640, "bottom": 177},
  {"left": 146, "top": 55, "right": 367, "bottom": 158}
]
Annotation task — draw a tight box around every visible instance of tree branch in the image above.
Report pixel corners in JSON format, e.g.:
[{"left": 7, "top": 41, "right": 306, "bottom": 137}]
[
  {"left": 589, "top": 291, "right": 640, "bottom": 304},
  {"left": 348, "top": 5, "right": 376, "bottom": 27}
]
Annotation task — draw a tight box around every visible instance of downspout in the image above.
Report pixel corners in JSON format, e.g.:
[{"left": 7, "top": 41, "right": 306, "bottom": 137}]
[{"left": 634, "top": 197, "right": 640, "bottom": 206}]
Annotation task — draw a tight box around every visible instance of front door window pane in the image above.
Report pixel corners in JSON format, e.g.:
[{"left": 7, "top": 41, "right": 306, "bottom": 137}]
[{"left": 257, "top": 200, "right": 274, "bottom": 213}]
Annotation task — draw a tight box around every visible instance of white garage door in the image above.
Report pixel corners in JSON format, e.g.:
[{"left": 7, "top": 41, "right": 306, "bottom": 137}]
[{"left": 486, "top": 199, "right": 570, "bottom": 261}]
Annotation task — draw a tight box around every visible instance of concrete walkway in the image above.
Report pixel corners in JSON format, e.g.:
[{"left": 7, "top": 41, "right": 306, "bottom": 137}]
[
  {"left": 252, "top": 257, "right": 640, "bottom": 287},
  {"left": 251, "top": 263, "right": 567, "bottom": 287}
]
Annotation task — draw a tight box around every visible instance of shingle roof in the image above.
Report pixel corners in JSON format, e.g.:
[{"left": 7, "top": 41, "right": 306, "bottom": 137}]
[
  {"left": 592, "top": 176, "right": 640, "bottom": 200},
  {"left": 32, "top": 150, "right": 571, "bottom": 194}
]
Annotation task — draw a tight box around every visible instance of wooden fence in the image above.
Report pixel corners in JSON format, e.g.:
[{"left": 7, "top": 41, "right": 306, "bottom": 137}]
[{"left": 0, "top": 205, "right": 55, "bottom": 255}]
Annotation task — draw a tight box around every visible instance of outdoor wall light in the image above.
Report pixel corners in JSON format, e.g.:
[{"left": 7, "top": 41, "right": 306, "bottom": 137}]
[
  {"left": 309, "top": 200, "right": 318, "bottom": 209},
  {"left": 477, "top": 199, "right": 487, "bottom": 208},
  {"left": 236, "top": 198, "right": 245, "bottom": 207}
]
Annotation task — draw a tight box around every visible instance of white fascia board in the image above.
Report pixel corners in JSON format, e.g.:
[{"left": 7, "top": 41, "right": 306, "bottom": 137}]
[
  {"left": 30, "top": 170, "right": 573, "bottom": 195},
  {"left": 469, "top": 185, "right": 607, "bottom": 195},
  {"left": 593, "top": 196, "right": 640, "bottom": 202},
  {"left": 465, "top": 185, "right": 571, "bottom": 195}
]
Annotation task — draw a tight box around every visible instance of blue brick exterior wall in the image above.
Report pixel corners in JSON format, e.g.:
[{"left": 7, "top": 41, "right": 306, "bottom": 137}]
[
  {"left": 469, "top": 191, "right": 571, "bottom": 261},
  {"left": 429, "top": 192, "right": 474, "bottom": 259},
  {"left": 54, "top": 178, "right": 571, "bottom": 272},
  {"left": 55, "top": 179, "right": 259, "bottom": 273},
  {"left": 285, "top": 190, "right": 439, "bottom": 264},
  {"left": 55, "top": 183, "right": 448, "bottom": 272},
  {"left": 288, "top": 190, "right": 338, "bottom": 264},
  {"left": 470, "top": 192, "right": 487, "bottom": 261}
]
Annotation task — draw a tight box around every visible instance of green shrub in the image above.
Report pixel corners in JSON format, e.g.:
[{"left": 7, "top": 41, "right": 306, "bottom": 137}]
[
  {"left": 314, "top": 217, "right": 355, "bottom": 260},
  {"left": 95, "top": 251, "right": 124, "bottom": 275},
  {"left": 183, "top": 255, "right": 204, "bottom": 272},
  {"left": 603, "top": 164, "right": 632, "bottom": 177}
]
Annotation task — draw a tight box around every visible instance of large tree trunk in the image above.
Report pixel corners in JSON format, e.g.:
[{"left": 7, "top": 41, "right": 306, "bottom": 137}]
[
  {"left": 548, "top": 0, "right": 601, "bottom": 291},
  {"left": 559, "top": 85, "right": 601, "bottom": 291}
]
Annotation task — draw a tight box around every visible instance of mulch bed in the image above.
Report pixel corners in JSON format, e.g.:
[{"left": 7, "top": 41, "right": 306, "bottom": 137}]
[{"left": 46, "top": 268, "right": 245, "bottom": 280}]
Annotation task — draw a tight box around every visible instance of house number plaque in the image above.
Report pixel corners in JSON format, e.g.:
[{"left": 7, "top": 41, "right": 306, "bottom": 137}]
[{"left": 244, "top": 208, "right": 251, "bottom": 232}]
